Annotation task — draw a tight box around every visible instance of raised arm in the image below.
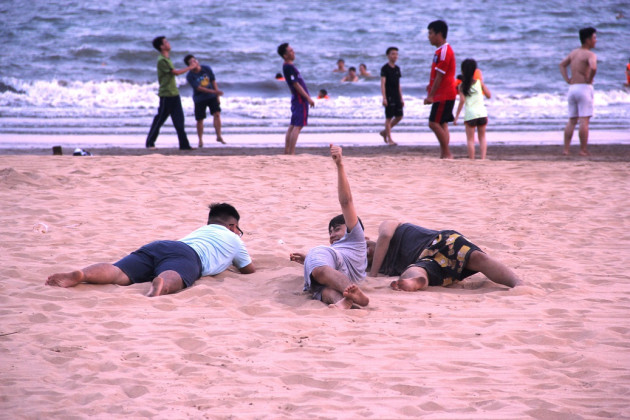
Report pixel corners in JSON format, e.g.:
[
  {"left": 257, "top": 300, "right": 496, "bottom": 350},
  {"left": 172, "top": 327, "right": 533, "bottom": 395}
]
[
  {"left": 330, "top": 144, "right": 358, "bottom": 231},
  {"left": 369, "top": 220, "right": 400, "bottom": 276}
]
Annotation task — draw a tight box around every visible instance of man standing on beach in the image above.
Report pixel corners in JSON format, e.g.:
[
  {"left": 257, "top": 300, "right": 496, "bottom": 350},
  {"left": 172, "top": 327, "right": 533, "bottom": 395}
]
[
  {"left": 145, "top": 36, "right": 194, "bottom": 150},
  {"left": 277, "top": 43, "right": 315, "bottom": 155},
  {"left": 424, "top": 20, "right": 457, "bottom": 159},
  {"left": 380, "top": 46, "right": 404, "bottom": 146},
  {"left": 46, "top": 203, "right": 255, "bottom": 297},
  {"left": 368, "top": 221, "right": 522, "bottom": 291},
  {"left": 289, "top": 145, "right": 370, "bottom": 309},
  {"left": 184, "top": 54, "right": 225, "bottom": 147},
  {"left": 559, "top": 27, "right": 597, "bottom": 156}
]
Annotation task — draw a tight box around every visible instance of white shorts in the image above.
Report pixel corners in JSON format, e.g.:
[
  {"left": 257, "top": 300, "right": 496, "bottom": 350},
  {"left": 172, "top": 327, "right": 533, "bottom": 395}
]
[{"left": 567, "top": 84, "right": 594, "bottom": 118}]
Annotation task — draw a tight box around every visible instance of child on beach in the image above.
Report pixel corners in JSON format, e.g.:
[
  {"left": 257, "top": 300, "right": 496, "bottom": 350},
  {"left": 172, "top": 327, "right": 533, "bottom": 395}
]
[{"left": 454, "top": 59, "right": 491, "bottom": 159}]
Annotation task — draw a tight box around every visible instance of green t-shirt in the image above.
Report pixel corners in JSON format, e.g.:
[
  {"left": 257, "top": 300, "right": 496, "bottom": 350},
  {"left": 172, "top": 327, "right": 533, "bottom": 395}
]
[{"left": 157, "top": 55, "right": 179, "bottom": 97}]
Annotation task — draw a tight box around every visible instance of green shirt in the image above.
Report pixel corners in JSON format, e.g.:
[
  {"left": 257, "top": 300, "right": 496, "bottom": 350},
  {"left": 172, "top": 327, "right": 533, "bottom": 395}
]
[{"left": 157, "top": 55, "right": 179, "bottom": 97}]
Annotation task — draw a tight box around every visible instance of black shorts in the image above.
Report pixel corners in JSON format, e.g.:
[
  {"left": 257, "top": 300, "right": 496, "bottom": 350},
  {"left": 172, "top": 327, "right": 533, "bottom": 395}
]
[
  {"left": 385, "top": 102, "right": 403, "bottom": 119},
  {"left": 194, "top": 97, "right": 221, "bottom": 121},
  {"left": 429, "top": 100, "right": 455, "bottom": 124},
  {"left": 409, "top": 230, "right": 482, "bottom": 287},
  {"left": 113, "top": 240, "right": 202, "bottom": 288},
  {"left": 465, "top": 117, "right": 488, "bottom": 127}
]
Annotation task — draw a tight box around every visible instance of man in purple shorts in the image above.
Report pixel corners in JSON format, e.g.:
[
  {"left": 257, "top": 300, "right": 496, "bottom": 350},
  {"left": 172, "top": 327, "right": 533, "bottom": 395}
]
[
  {"left": 277, "top": 43, "right": 314, "bottom": 155},
  {"left": 46, "top": 203, "right": 255, "bottom": 297}
]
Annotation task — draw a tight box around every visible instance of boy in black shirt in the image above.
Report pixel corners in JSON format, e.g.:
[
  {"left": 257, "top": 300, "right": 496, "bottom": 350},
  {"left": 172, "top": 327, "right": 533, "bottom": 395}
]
[{"left": 380, "top": 47, "right": 404, "bottom": 146}]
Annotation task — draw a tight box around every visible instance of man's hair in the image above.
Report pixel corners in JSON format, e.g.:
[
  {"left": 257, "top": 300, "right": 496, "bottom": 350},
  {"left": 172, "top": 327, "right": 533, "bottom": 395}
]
[
  {"left": 428, "top": 20, "right": 448, "bottom": 39},
  {"left": 386, "top": 46, "right": 398, "bottom": 55},
  {"left": 183, "top": 54, "right": 195, "bottom": 65},
  {"left": 579, "top": 27, "right": 596, "bottom": 45},
  {"left": 207, "top": 202, "right": 240, "bottom": 225},
  {"left": 152, "top": 36, "right": 166, "bottom": 52},
  {"left": 277, "top": 43, "right": 289, "bottom": 58},
  {"left": 328, "top": 214, "right": 364, "bottom": 233},
  {"left": 360, "top": 63, "right": 367, "bottom": 69},
  {"left": 349, "top": 66, "right": 356, "bottom": 72},
  {"left": 337, "top": 58, "right": 345, "bottom": 64}
]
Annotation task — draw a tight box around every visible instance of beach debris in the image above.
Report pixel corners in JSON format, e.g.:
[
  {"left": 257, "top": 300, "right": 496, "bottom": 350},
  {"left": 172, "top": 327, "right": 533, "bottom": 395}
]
[
  {"left": 73, "top": 148, "right": 92, "bottom": 156},
  {"left": 33, "top": 222, "right": 49, "bottom": 234}
]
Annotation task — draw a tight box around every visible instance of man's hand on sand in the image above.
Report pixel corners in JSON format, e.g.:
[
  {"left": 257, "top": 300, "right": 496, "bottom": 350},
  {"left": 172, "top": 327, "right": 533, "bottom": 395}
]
[{"left": 290, "top": 252, "right": 305, "bottom": 264}]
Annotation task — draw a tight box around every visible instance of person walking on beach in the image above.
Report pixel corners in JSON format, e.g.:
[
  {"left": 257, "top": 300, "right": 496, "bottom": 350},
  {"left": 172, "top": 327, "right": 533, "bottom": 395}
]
[
  {"left": 277, "top": 43, "right": 315, "bottom": 155},
  {"left": 145, "top": 36, "right": 194, "bottom": 150},
  {"left": 454, "top": 59, "right": 492, "bottom": 159},
  {"left": 559, "top": 27, "right": 597, "bottom": 156},
  {"left": 184, "top": 54, "right": 225, "bottom": 147},
  {"left": 46, "top": 203, "right": 255, "bottom": 297},
  {"left": 380, "top": 46, "right": 404, "bottom": 146},
  {"left": 289, "top": 144, "right": 370, "bottom": 309},
  {"left": 424, "top": 20, "right": 457, "bottom": 159},
  {"left": 367, "top": 221, "right": 522, "bottom": 291}
]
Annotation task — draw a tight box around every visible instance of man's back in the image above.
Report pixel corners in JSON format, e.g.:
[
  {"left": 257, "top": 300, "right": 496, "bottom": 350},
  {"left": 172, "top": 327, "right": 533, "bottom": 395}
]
[{"left": 567, "top": 47, "right": 597, "bottom": 84}]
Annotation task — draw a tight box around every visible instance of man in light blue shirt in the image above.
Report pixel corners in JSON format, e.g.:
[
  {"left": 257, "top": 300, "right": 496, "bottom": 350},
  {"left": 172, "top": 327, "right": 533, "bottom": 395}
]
[{"left": 46, "top": 203, "right": 255, "bottom": 297}]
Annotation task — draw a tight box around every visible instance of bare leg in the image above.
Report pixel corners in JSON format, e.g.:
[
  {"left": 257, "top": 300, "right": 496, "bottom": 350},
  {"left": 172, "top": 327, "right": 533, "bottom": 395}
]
[
  {"left": 465, "top": 123, "right": 476, "bottom": 159},
  {"left": 196, "top": 120, "right": 204, "bottom": 148},
  {"left": 146, "top": 270, "right": 184, "bottom": 297},
  {"left": 429, "top": 121, "right": 453, "bottom": 159},
  {"left": 213, "top": 112, "right": 225, "bottom": 144},
  {"left": 311, "top": 265, "right": 368, "bottom": 308},
  {"left": 46, "top": 263, "right": 131, "bottom": 288},
  {"left": 465, "top": 251, "right": 522, "bottom": 287},
  {"left": 382, "top": 118, "right": 395, "bottom": 145},
  {"left": 390, "top": 266, "right": 429, "bottom": 292},
  {"left": 286, "top": 125, "right": 303, "bottom": 155},
  {"left": 563, "top": 117, "right": 578, "bottom": 155},
  {"left": 387, "top": 116, "right": 402, "bottom": 145},
  {"left": 578, "top": 116, "right": 590, "bottom": 156},
  {"left": 478, "top": 123, "right": 487, "bottom": 159}
]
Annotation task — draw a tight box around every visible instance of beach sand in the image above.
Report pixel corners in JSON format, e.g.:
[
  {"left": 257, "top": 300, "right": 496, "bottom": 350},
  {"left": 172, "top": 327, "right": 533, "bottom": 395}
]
[{"left": 1, "top": 143, "right": 629, "bottom": 418}]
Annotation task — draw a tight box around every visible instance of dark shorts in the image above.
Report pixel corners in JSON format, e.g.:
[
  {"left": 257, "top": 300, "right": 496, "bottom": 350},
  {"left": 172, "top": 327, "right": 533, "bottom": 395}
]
[
  {"left": 194, "top": 97, "right": 221, "bottom": 121},
  {"left": 113, "top": 240, "right": 202, "bottom": 288},
  {"left": 385, "top": 101, "right": 404, "bottom": 119},
  {"left": 408, "top": 230, "right": 482, "bottom": 286},
  {"left": 290, "top": 100, "right": 308, "bottom": 127},
  {"left": 465, "top": 117, "right": 488, "bottom": 127},
  {"left": 429, "top": 100, "right": 455, "bottom": 124}
]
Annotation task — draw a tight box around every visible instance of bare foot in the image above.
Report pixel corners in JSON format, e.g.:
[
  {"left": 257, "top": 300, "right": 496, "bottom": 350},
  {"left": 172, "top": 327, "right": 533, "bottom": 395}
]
[
  {"left": 146, "top": 277, "right": 164, "bottom": 297},
  {"left": 46, "top": 270, "right": 84, "bottom": 287},
  {"left": 579, "top": 149, "right": 590, "bottom": 156},
  {"left": 379, "top": 130, "right": 387, "bottom": 144},
  {"left": 343, "top": 284, "right": 369, "bottom": 306},
  {"left": 390, "top": 277, "right": 425, "bottom": 292},
  {"left": 562, "top": 149, "right": 570, "bottom": 156},
  {"left": 440, "top": 153, "right": 454, "bottom": 160},
  {"left": 198, "top": 141, "right": 204, "bottom": 148},
  {"left": 330, "top": 297, "right": 353, "bottom": 310},
  {"left": 387, "top": 140, "right": 398, "bottom": 146},
  {"left": 216, "top": 136, "right": 226, "bottom": 144}
]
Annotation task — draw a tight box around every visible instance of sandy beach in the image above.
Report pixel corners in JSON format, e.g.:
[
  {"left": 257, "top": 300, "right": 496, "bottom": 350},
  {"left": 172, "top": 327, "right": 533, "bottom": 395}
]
[{"left": 1, "top": 140, "right": 629, "bottom": 418}]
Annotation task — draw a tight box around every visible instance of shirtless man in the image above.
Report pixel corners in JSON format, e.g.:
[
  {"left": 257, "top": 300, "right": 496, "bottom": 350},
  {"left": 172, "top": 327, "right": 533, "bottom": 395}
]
[{"left": 559, "top": 27, "right": 597, "bottom": 156}]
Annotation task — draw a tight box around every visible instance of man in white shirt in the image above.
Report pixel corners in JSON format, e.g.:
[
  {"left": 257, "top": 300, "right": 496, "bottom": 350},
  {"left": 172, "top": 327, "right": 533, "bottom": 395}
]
[{"left": 46, "top": 203, "right": 255, "bottom": 297}]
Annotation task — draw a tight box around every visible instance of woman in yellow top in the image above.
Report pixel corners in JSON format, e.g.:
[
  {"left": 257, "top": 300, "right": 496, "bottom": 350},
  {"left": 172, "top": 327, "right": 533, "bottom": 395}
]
[{"left": 454, "top": 59, "right": 491, "bottom": 159}]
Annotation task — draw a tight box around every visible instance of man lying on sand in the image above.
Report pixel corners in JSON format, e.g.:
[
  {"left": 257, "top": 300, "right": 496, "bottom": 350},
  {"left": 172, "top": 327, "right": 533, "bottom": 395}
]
[
  {"left": 290, "top": 144, "right": 370, "bottom": 309},
  {"left": 46, "top": 203, "right": 255, "bottom": 296},
  {"left": 368, "top": 221, "right": 522, "bottom": 291}
]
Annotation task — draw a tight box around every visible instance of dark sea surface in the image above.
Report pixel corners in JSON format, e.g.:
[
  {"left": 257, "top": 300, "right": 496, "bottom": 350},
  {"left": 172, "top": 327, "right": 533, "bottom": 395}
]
[{"left": 1, "top": 0, "right": 628, "bottom": 144}]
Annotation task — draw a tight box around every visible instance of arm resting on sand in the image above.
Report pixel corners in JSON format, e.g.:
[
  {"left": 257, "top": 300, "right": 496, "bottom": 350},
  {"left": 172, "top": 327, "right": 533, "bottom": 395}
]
[{"left": 369, "top": 220, "right": 400, "bottom": 276}]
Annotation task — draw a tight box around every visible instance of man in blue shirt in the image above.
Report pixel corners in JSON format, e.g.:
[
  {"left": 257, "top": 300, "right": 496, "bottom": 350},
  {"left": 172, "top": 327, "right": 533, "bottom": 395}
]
[
  {"left": 46, "top": 203, "right": 255, "bottom": 297},
  {"left": 277, "top": 43, "right": 314, "bottom": 155},
  {"left": 184, "top": 54, "right": 225, "bottom": 147}
]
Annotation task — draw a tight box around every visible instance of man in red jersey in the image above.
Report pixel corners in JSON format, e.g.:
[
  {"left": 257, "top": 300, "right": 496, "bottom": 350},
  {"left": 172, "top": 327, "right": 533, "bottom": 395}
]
[{"left": 424, "top": 20, "right": 457, "bottom": 159}]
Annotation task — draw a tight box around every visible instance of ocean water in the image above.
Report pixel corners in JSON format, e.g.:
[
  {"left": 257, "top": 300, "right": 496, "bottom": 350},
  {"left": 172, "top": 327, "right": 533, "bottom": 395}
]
[{"left": 1, "top": 0, "right": 629, "bottom": 144}]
